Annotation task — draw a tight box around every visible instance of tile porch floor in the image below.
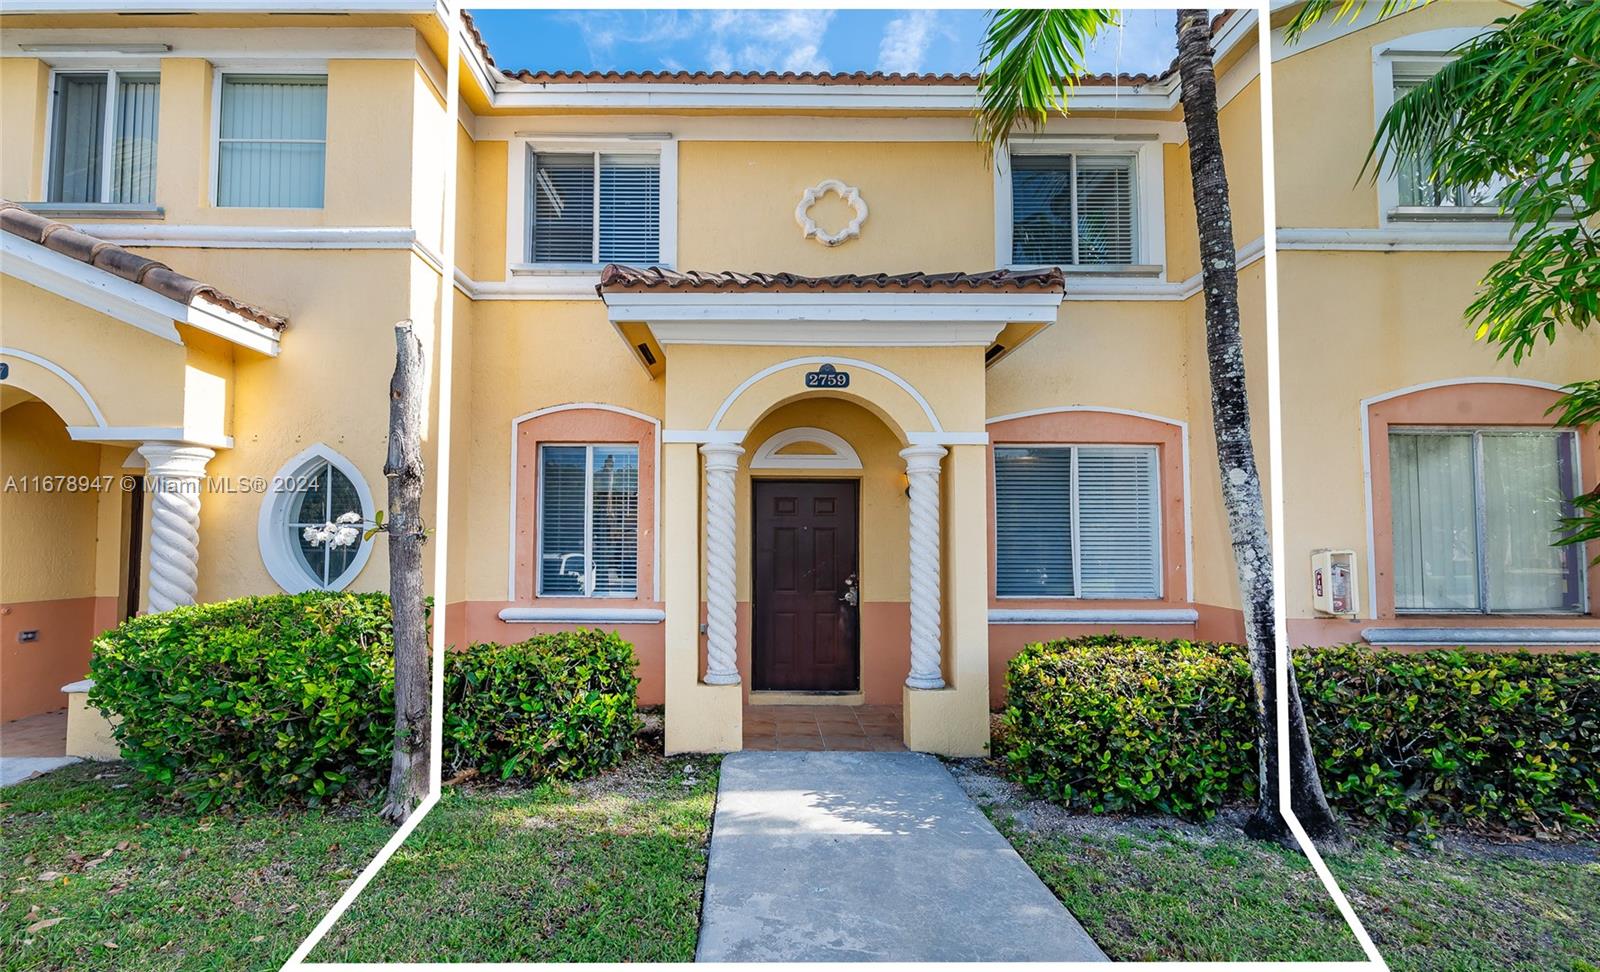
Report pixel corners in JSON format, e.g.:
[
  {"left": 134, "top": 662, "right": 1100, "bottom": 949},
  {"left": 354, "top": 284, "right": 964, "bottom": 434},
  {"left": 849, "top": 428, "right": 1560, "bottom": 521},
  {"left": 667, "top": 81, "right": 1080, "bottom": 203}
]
[
  {"left": 1, "top": 709, "right": 68, "bottom": 757},
  {"left": 742, "top": 704, "right": 907, "bottom": 751}
]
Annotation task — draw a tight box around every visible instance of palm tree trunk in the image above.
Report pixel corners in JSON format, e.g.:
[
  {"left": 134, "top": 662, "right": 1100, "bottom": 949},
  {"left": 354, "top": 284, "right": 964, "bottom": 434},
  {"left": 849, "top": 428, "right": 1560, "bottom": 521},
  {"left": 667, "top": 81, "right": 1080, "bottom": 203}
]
[
  {"left": 1173, "top": 9, "right": 1346, "bottom": 849},
  {"left": 381, "top": 318, "right": 429, "bottom": 824}
]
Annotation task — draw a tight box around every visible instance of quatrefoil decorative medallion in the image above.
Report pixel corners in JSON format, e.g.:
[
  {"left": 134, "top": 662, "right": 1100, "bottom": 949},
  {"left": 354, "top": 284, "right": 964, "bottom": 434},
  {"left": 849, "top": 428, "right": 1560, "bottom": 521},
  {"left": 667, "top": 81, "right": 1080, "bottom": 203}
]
[{"left": 795, "top": 179, "right": 869, "bottom": 247}]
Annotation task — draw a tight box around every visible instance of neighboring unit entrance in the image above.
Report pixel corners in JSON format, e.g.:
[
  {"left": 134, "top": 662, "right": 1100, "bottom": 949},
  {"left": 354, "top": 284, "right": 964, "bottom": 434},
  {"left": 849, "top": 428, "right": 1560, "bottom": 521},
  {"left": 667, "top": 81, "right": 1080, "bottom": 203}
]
[{"left": 752, "top": 479, "right": 860, "bottom": 691}]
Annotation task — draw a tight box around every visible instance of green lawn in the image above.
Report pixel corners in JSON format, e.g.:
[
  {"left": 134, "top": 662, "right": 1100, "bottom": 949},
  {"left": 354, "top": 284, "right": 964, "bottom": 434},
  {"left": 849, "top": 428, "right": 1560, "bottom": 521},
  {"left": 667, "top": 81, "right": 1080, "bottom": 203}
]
[
  {"left": 950, "top": 759, "right": 1365, "bottom": 962},
  {"left": 0, "top": 761, "right": 391, "bottom": 972},
  {"left": 1328, "top": 835, "right": 1600, "bottom": 972},
  {"left": 311, "top": 751, "right": 719, "bottom": 963}
]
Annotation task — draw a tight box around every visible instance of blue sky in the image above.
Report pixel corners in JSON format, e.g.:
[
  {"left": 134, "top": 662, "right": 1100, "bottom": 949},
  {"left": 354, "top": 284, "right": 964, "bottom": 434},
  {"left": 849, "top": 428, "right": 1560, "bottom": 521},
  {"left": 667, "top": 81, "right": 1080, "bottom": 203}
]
[{"left": 468, "top": 9, "right": 1179, "bottom": 77}]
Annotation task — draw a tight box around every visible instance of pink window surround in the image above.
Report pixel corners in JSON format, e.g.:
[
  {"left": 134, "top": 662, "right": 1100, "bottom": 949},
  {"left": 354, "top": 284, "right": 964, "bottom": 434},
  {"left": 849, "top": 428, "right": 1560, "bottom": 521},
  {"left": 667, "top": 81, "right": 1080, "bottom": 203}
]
[
  {"left": 987, "top": 409, "right": 1188, "bottom": 608},
  {"left": 513, "top": 407, "right": 658, "bottom": 606},
  {"left": 1367, "top": 381, "right": 1599, "bottom": 621}
]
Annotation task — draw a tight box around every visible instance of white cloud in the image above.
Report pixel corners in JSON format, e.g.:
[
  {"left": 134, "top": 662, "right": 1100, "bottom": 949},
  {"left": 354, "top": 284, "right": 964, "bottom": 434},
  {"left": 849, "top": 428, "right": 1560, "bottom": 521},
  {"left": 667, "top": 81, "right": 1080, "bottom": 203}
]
[
  {"left": 704, "top": 10, "right": 835, "bottom": 72},
  {"left": 877, "top": 10, "right": 943, "bottom": 74},
  {"left": 556, "top": 9, "right": 834, "bottom": 74}
]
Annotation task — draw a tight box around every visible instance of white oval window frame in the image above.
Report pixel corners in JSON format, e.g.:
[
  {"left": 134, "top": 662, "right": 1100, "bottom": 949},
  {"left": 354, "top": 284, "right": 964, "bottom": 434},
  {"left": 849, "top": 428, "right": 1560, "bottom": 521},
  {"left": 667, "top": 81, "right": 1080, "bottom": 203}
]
[{"left": 257, "top": 444, "right": 378, "bottom": 593}]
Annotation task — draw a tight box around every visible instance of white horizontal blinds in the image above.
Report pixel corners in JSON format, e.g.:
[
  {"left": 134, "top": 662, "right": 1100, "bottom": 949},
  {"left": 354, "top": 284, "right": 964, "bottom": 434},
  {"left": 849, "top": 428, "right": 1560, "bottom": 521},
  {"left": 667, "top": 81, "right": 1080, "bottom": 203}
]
[
  {"left": 539, "top": 444, "right": 640, "bottom": 597},
  {"left": 217, "top": 75, "right": 328, "bottom": 208},
  {"left": 1074, "top": 156, "right": 1137, "bottom": 265},
  {"left": 598, "top": 154, "right": 661, "bottom": 263},
  {"left": 588, "top": 446, "right": 640, "bottom": 596},
  {"left": 47, "top": 73, "right": 107, "bottom": 203},
  {"left": 111, "top": 74, "right": 159, "bottom": 205},
  {"left": 1480, "top": 431, "right": 1584, "bottom": 612},
  {"left": 1011, "top": 152, "right": 1138, "bottom": 266},
  {"left": 1389, "top": 432, "right": 1480, "bottom": 611},
  {"left": 995, "top": 447, "right": 1075, "bottom": 596},
  {"left": 1075, "top": 446, "right": 1160, "bottom": 597},
  {"left": 1010, "top": 155, "right": 1073, "bottom": 266},
  {"left": 531, "top": 152, "right": 595, "bottom": 262},
  {"left": 539, "top": 445, "right": 588, "bottom": 595}
]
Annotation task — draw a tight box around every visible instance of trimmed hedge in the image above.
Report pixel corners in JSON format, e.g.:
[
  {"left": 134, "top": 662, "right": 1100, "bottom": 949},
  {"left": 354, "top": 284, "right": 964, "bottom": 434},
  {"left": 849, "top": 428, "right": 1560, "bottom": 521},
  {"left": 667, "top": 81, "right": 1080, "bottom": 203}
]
[
  {"left": 1297, "top": 646, "right": 1600, "bottom": 834},
  {"left": 89, "top": 592, "right": 395, "bottom": 809},
  {"left": 1003, "top": 635, "right": 1600, "bottom": 834},
  {"left": 1002, "top": 635, "right": 1258, "bottom": 820},
  {"left": 444, "top": 629, "right": 640, "bottom": 782}
]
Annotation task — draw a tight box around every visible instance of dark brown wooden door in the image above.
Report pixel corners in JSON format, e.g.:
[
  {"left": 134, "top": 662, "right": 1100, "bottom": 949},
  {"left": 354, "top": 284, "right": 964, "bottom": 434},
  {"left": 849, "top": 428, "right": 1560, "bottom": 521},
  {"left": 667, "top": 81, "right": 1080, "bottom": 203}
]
[{"left": 752, "top": 479, "right": 860, "bottom": 691}]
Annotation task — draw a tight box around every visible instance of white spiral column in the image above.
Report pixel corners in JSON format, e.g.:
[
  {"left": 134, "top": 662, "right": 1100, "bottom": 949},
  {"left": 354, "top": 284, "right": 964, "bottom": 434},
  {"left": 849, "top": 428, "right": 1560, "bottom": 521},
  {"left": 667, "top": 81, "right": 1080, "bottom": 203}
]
[
  {"left": 137, "top": 443, "right": 214, "bottom": 613},
  {"left": 902, "top": 445, "right": 948, "bottom": 690},
  {"left": 700, "top": 442, "right": 744, "bottom": 685}
]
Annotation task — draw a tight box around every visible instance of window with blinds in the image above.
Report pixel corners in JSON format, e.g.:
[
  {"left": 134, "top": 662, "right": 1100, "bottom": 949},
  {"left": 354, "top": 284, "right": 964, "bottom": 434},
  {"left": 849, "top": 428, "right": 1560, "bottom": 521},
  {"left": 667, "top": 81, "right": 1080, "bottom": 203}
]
[
  {"left": 1389, "top": 428, "right": 1584, "bottom": 613},
  {"left": 995, "top": 445, "right": 1161, "bottom": 599},
  {"left": 529, "top": 151, "right": 660, "bottom": 265},
  {"left": 539, "top": 444, "right": 640, "bottom": 597},
  {"left": 47, "top": 71, "right": 160, "bottom": 205},
  {"left": 1011, "top": 152, "right": 1137, "bottom": 267},
  {"left": 216, "top": 75, "right": 328, "bottom": 208}
]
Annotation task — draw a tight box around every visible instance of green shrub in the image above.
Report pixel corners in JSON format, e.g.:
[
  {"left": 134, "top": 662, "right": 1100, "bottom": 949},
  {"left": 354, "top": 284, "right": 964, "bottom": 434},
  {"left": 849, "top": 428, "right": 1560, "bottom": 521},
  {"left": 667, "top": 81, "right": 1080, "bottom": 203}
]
[
  {"left": 89, "top": 592, "right": 395, "bottom": 809},
  {"left": 444, "top": 629, "right": 640, "bottom": 781},
  {"left": 1297, "top": 646, "right": 1600, "bottom": 834},
  {"left": 1001, "top": 635, "right": 1257, "bottom": 820}
]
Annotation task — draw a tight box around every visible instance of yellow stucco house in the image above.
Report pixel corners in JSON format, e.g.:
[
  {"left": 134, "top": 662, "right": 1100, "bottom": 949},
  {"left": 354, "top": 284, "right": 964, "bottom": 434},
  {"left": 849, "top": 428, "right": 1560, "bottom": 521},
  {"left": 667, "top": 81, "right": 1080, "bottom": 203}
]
[
  {"left": 1269, "top": 0, "right": 1599, "bottom": 651},
  {"left": 6, "top": 3, "right": 1588, "bottom": 762}
]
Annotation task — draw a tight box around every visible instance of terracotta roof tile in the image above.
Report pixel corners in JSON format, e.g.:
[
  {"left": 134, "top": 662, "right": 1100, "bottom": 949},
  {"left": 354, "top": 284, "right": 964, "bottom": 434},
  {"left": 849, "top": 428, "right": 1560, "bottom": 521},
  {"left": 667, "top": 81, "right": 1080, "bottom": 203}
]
[
  {"left": 0, "top": 201, "right": 287, "bottom": 332},
  {"left": 596, "top": 265, "right": 1065, "bottom": 295}
]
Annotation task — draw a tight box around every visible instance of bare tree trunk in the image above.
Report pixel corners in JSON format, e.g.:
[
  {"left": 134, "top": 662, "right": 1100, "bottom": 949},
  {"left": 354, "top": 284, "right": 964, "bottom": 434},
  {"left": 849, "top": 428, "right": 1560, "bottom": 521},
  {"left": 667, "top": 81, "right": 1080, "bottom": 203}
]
[
  {"left": 381, "top": 319, "right": 429, "bottom": 824},
  {"left": 1174, "top": 9, "right": 1346, "bottom": 849}
]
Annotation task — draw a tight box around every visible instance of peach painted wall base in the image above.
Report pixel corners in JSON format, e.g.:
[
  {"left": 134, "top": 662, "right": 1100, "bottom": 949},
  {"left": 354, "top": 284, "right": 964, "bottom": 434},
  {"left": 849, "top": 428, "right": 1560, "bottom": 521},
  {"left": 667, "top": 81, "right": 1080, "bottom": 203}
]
[{"left": 1, "top": 596, "right": 111, "bottom": 723}]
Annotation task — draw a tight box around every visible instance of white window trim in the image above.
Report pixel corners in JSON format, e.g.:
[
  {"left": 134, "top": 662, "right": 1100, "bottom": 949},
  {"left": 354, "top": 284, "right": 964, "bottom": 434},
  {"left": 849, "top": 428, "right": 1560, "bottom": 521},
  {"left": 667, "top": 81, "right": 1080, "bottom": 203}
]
[
  {"left": 993, "top": 441, "right": 1163, "bottom": 601},
  {"left": 209, "top": 67, "right": 330, "bottom": 210},
  {"left": 257, "top": 444, "right": 377, "bottom": 594},
  {"left": 1387, "top": 424, "right": 1588, "bottom": 617},
  {"left": 1371, "top": 27, "right": 1510, "bottom": 228},
  {"left": 535, "top": 441, "right": 642, "bottom": 600},
  {"left": 41, "top": 66, "right": 160, "bottom": 205},
  {"left": 506, "top": 134, "right": 677, "bottom": 297},
  {"left": 994, "top": 136, "right": 1165, "bottom": 276}
]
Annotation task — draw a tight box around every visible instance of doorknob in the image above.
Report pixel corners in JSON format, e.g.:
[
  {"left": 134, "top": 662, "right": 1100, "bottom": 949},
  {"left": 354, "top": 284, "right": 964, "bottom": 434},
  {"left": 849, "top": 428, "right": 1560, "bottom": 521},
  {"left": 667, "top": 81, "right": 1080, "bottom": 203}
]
[{"left": 840, "top": 574, "right": 859, "bottom": 607}]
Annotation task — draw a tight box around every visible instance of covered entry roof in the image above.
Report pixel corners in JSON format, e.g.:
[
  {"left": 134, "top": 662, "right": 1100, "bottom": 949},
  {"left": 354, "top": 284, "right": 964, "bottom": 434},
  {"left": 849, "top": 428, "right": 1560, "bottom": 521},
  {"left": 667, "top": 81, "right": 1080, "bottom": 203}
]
[
  {"left": 0, "top": 201, "right": 287, "bottom": 334},
  {"left": 597, "top": 264, "right": 1066, "bottom": 378},
  {"left": 597, "top": 265, "right": 1064, "bottom": 295}
]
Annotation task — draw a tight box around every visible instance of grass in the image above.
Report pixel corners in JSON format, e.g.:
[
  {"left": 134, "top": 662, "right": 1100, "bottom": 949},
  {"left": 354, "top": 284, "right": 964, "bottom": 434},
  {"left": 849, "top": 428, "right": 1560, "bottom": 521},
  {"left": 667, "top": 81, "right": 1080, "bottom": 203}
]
[
  {"left": 1327, "top": 834, "right": 1600, "bottom": 972},
  {"left": 0, "top": 761, "right": 391, "bottom": 972},
  {"left": 312, "top": 750, "right": 719, "bottom": 963},
  {"left": 949, "top": 759, "right": 1365, "bottom": 962}
]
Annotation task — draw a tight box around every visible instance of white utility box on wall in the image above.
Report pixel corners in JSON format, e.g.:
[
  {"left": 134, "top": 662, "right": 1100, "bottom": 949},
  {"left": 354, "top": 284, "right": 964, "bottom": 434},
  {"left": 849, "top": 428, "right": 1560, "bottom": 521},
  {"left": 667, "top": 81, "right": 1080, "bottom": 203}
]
[{"left": 1310, "top": 549, "right": 1358, "bottom": 617}]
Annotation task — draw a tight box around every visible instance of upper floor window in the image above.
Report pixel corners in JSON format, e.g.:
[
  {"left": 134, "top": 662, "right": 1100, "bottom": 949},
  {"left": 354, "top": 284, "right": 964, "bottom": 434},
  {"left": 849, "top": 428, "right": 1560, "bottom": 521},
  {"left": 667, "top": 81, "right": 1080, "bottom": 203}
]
[
  {"left": 216, "top": 74, "right": 327, "bottom": 208},
  {"left": 529, "top": 151, "right": 660, "bottom": 266},
  {"left": 995, "top": 444, "right": 1161, "bottom": 599},
  {"left": 539, "top": 443, "right": 640, "bottom": 597},
  {"left": 1010, "top": 151, "right": 1137, "bottom": 267},
  {"left": 1391, "top": 75, "right": 1506, "bottom": 211},
  {"left": 1389, "top": 428, "right": 1584, "bottom": 614},
  {"left": 47, "top": 71, "right": 160, "bottom": 205}
]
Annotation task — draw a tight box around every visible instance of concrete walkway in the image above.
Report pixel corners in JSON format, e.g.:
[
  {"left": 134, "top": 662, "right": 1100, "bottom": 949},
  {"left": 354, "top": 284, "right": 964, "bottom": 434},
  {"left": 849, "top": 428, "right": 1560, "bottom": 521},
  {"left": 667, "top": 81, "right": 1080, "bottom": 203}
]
[{"left": 696, "top": 750, "right": 1107, "bottom": 962}]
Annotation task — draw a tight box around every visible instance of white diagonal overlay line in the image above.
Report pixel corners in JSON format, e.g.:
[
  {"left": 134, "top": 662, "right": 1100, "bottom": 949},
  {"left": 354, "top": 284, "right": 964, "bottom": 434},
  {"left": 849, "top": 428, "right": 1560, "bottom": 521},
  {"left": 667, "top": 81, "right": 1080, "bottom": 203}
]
[{"left": 1256, "top": 10, "right": 1387, "bottom": 969}]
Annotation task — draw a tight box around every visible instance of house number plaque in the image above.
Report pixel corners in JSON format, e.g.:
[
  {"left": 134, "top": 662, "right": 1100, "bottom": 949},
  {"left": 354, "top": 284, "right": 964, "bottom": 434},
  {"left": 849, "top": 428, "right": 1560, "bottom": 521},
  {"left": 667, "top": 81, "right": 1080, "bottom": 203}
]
[{"left": 804, "top": 364, "right": 850, "bottom": 388}]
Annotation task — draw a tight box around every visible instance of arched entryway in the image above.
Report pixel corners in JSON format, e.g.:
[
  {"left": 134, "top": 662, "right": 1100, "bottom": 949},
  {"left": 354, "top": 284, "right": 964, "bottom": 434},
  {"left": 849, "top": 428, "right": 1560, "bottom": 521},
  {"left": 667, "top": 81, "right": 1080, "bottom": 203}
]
[{"left": 0, "top": 390, "right": 141, "bottom": 763}]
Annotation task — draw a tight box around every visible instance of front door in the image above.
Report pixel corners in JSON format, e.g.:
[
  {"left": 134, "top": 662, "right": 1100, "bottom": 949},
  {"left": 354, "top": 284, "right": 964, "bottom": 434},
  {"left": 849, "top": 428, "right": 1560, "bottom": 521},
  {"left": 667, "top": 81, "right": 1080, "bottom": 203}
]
[{"left": 752, "top": 479, "right": 860, "bottom": 691}]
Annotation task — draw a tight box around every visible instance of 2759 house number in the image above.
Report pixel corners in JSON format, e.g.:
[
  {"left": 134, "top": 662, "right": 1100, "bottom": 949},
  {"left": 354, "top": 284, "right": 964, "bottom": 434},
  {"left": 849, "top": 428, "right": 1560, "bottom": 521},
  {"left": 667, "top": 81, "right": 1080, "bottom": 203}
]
[{"left": 804, "top": 364, "right": 850, "bottom": 388}]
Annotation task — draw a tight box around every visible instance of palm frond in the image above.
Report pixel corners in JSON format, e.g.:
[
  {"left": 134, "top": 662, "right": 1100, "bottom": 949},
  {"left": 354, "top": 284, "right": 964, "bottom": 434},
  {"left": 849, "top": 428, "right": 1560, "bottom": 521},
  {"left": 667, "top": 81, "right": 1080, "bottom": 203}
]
[
  {"left": 1283, "top": 0, "right": 1431, "bottom": 44},
  {"left": 974, "top": 8, "right": 1119, "bottom": 160}
]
